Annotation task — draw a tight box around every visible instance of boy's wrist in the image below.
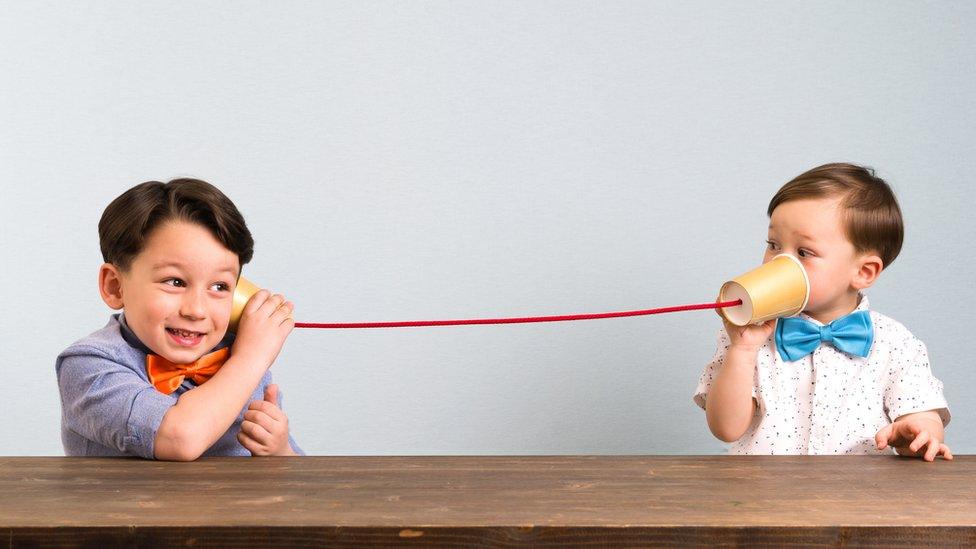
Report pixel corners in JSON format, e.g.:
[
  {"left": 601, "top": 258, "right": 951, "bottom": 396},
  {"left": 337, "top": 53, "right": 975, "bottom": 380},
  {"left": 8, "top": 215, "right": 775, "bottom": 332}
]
[
  {"left": 223, "top": 352, "right": 273, "bottom": 377},
  {"left": 721, "top": 346, "right": 760, "bottom": 375},
  {"left": 728, "top": 344, "right": 762, "bottom": 359}
]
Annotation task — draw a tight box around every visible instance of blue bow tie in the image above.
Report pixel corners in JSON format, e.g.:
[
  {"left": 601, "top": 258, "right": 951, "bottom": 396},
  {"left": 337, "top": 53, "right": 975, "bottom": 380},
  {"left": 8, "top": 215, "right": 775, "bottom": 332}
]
[{"left": 774, "top": 310, "right": 874, "bottom": 362}]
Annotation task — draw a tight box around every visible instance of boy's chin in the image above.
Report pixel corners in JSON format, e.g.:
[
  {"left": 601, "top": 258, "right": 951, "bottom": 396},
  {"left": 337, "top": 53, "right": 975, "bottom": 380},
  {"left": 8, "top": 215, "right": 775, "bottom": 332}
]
[
  {"left": 154, "top": 335, "right": 226, "bottom": 362},
  {"left": 155, "top": 347, "right": 210, "bottom": 364}
]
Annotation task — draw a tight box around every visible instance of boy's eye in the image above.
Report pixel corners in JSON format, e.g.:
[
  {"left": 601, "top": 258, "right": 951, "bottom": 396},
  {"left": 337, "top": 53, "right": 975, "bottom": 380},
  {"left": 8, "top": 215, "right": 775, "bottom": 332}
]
[
  {"left": 798, "top": 249, "right": 813, "bottom": 258},
  {"left": 211, "top": 282, "right": 230, "bottom": 292},
  {"left": 766, "top": 240, "right": 779, "bottom": 250},
  {"left": 163, "top": 278, "right": 186, "bottom": 287}
]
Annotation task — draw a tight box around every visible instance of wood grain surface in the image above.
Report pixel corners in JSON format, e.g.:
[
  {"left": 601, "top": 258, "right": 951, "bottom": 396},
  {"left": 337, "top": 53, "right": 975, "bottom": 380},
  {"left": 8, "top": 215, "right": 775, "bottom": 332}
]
[{"left": 2, "top": 455, "right": 974, "bottom": 547}]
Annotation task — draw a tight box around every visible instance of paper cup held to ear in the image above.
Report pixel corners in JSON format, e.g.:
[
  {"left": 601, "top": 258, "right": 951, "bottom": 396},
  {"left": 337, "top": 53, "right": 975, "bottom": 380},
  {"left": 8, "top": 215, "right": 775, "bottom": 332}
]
[
  {"left": 719, "top": 254, "right": 810, "bottom": 326},
  {"left": 229, "top": 276, "right": 261, "bottom": 333}
]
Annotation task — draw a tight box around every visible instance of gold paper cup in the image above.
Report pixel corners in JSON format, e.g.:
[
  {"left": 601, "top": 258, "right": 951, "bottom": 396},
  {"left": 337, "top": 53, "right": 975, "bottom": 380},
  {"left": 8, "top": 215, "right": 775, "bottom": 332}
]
[
  {"left": 229, "top": 276, "right": 261, "bottom": 333},
  {"left": 719, "top": 254, "right": 809, "bottom": 326}
]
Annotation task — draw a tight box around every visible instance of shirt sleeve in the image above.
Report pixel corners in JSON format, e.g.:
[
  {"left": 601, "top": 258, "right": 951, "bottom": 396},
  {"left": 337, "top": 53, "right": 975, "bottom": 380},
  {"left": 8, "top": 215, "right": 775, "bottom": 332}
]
[
  {"left": 694, "top": 326, "right": 730, "bottom": 409},
  {"left": 883, "top": 336, "right": 950, "bottom": 426},
  {"left": 287, "top": 433, "right": 305, "bottom": 456},
  {"left": 57, "top": 346, "right": 176, "bottom": 459}
]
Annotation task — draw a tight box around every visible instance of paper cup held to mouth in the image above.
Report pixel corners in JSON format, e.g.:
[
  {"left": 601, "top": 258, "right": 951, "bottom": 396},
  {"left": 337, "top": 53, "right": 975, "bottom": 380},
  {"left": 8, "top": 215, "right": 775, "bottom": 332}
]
[{"left": 719, "top": 254, "right": 810, "bottom": 326}]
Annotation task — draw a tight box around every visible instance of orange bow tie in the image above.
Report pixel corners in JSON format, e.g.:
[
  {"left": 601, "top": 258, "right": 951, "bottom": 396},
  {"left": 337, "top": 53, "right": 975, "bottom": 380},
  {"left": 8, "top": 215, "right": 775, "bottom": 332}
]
[{"left": 145, "top": 348, "right": 230, "bottom": 395}]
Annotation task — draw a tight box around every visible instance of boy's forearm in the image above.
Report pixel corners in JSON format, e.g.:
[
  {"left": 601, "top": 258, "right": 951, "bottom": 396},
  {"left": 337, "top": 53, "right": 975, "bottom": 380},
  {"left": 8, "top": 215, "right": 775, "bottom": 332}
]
[
  {"left": 154, "top": 355, "right": 268, "bottom": 461},
  {"left": 705, "top": 346, "right": 759, "bottom": 442}
]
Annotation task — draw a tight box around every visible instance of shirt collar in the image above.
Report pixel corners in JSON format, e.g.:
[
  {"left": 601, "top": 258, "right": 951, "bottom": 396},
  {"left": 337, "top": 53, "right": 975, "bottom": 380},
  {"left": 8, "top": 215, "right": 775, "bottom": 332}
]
[{"left": 117, "top": 313, "right": 152, "bottom": 354}]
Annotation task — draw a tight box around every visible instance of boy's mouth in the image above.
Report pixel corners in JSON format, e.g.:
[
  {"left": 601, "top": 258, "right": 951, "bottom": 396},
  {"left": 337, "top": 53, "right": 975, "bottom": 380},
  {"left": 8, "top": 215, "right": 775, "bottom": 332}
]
[{"left": 165, "top": 327, "right": 207, "bottom": 347}]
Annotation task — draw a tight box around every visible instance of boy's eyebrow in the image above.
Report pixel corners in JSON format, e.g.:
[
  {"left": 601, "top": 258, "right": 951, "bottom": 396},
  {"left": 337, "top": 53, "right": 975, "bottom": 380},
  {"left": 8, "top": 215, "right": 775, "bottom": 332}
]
[
  {"left": 214, "top": 266, "right": 240, "bottom": 278},
  {"left": 152, "top": 261, "right": 240, "bottom": 277},
  {"left": 767, "top": 224, "right": 819, "bottom": 242},
  {"left": 151, "top": 261, "right": 185, "bottom": 271}
]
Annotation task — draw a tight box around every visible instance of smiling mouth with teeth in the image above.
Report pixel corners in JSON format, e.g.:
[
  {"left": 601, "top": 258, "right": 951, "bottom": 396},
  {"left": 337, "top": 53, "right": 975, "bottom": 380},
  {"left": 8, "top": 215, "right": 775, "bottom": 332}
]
[{"left": 167, "top": 328, "right": 205, "bottom": 338}]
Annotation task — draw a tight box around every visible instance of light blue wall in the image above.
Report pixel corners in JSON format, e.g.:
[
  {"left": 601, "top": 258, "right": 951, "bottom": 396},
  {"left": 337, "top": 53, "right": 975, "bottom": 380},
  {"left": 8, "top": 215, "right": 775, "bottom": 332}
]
[{"left": 1, "top": 1, "right": 973, "bottom": 455}]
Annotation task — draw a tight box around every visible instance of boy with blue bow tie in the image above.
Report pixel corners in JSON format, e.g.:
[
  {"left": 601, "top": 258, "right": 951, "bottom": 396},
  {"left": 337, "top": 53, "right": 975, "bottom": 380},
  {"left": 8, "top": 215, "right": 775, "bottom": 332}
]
[{"left": 694, "top": 163, "right": 951, "bottom": 460}]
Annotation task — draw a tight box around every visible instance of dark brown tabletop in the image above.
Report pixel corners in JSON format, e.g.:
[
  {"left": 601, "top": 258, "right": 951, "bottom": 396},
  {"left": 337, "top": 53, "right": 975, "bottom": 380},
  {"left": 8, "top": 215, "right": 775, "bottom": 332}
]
[{"left": 2, "top": 455, "right": 974, "bottom": 547}]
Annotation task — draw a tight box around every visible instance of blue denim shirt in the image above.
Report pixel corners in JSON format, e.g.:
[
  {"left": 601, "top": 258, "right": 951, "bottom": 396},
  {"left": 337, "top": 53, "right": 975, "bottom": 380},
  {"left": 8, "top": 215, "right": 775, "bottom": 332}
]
[{"left": 56, "top": 314, "right": 303, "bottom": 458}]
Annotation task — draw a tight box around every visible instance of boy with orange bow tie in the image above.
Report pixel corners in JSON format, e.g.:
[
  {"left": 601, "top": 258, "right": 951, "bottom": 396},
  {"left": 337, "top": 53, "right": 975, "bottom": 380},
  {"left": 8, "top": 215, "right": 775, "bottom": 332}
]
[
  {"left": 56, "top": 179, "right": 302, "bottom": 460},
  {"left": 694, "top": 163, "right": 950, "bottom": 460}
]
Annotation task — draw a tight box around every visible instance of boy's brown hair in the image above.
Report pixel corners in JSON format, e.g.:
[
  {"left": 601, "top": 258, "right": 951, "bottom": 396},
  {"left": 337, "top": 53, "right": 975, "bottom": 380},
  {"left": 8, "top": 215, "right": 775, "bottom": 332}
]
[
  {"left": 98, "top": 178, "right": 254, "bottom": 271},
  {"left": 767, "top": 163, "right": 903, "bottom": 268}
]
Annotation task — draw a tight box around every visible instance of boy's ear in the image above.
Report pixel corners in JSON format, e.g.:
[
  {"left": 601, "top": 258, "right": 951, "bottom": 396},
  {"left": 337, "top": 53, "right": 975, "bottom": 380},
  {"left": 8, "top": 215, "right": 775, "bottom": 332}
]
[
  {"left": 98, "top": 263, "right": 125, "bottom": 310},
  {"left": 852, "top": 253, "right": 884, "bottom": 291}
]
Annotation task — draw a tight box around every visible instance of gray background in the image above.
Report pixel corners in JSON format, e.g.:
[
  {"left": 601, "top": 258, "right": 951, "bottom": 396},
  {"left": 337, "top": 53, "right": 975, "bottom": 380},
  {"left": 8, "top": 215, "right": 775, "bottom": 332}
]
[{"left": 1, "top": 2, "right": 973, "bottom": 456}]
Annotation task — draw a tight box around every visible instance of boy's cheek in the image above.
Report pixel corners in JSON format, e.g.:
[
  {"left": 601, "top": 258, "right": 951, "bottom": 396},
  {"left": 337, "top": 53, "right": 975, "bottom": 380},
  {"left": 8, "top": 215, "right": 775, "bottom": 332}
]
[
  {"left": 804, "top": 277, "right": 826, "bottom": 307},
  {"left": 212, "top": 318, "right": 230, "bottom": 341},
  {"left": 212, "top": 311, "right": 232, "bottom": 342}
]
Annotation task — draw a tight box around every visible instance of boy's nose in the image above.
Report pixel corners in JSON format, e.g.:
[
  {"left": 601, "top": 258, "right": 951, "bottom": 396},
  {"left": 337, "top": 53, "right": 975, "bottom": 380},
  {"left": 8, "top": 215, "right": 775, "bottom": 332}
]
[{"left": 180, "top": 290, "right": 207, "bottom": 320}]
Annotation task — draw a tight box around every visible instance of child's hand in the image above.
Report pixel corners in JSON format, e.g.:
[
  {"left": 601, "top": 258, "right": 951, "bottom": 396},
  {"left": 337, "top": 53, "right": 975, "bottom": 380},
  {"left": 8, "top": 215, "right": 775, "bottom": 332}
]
[
  {"left": 716, "top": 297, "right": 775, "bottom": 351},
  {"left": 875, "top": 413, "right": 952, "bottom": 462},
  {"left": 231, "top": 289, "right": 295, "bottom": 370},
  {"left": 238, "top": 384, "right": 297, "bottom": 456}
]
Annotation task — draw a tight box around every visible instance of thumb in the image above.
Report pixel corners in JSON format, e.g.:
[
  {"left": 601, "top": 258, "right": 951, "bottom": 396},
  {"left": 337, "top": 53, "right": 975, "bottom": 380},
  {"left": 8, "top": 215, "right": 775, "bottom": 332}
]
[{"left": 264, "top": 383, "right": 279, "bottom": 406}]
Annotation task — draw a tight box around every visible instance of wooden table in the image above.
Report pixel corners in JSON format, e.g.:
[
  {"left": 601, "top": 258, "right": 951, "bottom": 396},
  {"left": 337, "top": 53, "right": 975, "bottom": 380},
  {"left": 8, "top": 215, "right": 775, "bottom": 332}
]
[{"left": 2, "top": 456, "right": 974, "bottom": 547}]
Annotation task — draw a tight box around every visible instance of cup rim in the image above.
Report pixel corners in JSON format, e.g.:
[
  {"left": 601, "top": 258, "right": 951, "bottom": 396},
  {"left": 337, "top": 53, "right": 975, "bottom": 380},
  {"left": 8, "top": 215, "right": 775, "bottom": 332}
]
[{"left": 770, "top": 253, "right": 810, "bottom": 315}]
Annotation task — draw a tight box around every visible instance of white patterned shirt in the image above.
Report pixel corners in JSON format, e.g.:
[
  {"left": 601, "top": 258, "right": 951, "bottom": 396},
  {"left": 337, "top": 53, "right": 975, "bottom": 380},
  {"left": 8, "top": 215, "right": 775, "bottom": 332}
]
[{"left": 694, "top": 295, "right": 950, "bottom": 455}]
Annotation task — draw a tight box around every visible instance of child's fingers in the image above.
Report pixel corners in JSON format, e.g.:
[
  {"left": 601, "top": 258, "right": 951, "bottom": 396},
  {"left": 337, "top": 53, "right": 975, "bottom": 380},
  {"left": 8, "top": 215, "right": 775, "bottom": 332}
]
[
  {"left": 237, "top": 430, "right": 252, "bottom": 447},
  {"left": 280, "top": 316, "right": 296, "bottom": 331},
  {"left": 909, "top": 430, "right": 930, "bottom": 453},
  {"left": 941, "top": 444, "right": 954, "bottom": 461},
  {"left": 258, "top": 293, "right": 286, "bottom": 318},
  {"left": 237, "top": 431, "right": 266, "bottom": 455},
  {"left": 241, "top": 419, "right": 270, "bottom": 441},
  {"left": 248, "top": 398, "right": 285, "bottom": 420},
  {"left": 241, "top": 419, "right": 273, "bottom": 444},
  {"left": 248, "top": 399, "right": 274, "bottom": 412},
  {"left": 244, "top": 410, "right": 279, "bottom": 434},
  {"left": 242, "top": 291, "right": 291, "bottom": 325},
  {"left": 875, "top": 424, "right": 893, "bottom": 449},
  {"left": 923, "top": 436, "right": 941, "bottom": 462},
  {"left": 273, "top": 301, "right": 295, "bottom": 326},
  {"left": 243, "top": 289, "right": 271, "bottom": 315},
  {"left": 237, "top": 430, "right": 256, "bottom": 450},
  {"left": 264, "top": 384, "right": 280, "bottom": 406}
]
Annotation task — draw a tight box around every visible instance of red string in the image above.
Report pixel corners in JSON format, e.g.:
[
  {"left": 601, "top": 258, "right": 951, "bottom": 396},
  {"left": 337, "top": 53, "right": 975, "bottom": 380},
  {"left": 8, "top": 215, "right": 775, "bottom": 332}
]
[{"left": 294, "top": 299, "right": 742, "bottom": 329}]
